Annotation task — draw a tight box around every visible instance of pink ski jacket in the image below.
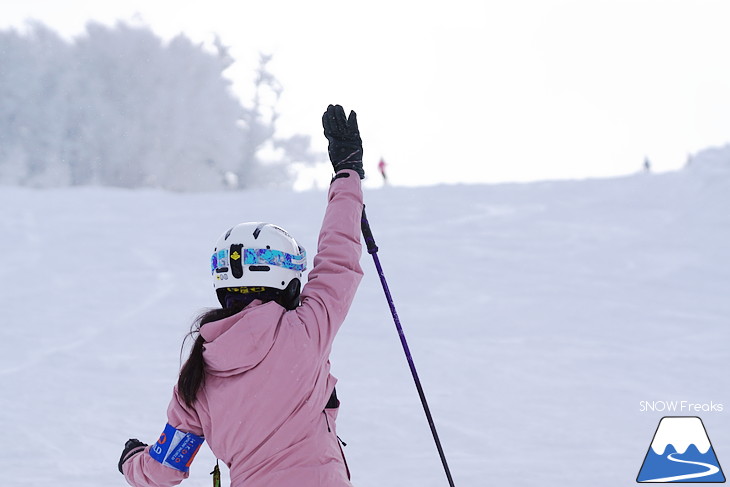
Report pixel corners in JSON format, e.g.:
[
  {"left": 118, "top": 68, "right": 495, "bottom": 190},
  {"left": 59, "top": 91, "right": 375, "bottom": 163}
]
[{"left": 124, "top": 171, "right": 363, "bottom": 487}]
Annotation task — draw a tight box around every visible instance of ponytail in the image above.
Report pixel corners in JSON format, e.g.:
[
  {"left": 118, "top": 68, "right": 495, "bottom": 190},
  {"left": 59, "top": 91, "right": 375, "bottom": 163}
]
[
  {"left": 178, "top": 304, "right": 245, "bottom": 407},
  {"left": 178, "top": 285, "right": 300, "bottom": 407}
]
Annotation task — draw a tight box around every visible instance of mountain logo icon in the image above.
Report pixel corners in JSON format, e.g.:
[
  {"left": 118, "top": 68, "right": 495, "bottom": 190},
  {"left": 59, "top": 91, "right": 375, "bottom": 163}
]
[{"left": 637, "top": 416, "right": 725, "bottom": 483}]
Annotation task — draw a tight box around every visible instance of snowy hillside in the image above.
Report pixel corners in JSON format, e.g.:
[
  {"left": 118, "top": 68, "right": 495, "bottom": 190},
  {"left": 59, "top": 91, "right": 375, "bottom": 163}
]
[{"left": 1, "top": 158, "right": 729, "bottom": 486}]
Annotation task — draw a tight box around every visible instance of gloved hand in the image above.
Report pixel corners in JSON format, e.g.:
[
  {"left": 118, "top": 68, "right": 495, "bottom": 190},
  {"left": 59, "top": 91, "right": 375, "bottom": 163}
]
[
  {"left": 322, "top": 104, "right": 365, "bottom": 179},
  {"left": 118, "top": 438, "right": 148, "bottom": 474}
]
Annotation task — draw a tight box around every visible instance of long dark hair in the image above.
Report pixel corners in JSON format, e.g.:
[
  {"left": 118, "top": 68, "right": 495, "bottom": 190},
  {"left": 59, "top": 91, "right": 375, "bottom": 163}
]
[
  {"left": 177, "top": 304, "right": 244, "bottom": 407},
  {"left": 177, "top": 281, "right": 301, "bottom": 408}
]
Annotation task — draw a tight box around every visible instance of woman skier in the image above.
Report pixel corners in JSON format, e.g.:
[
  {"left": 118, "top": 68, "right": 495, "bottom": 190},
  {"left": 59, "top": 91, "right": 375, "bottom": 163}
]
[{"left": 118, "top": 104, "right": 365, "bottom": 487}]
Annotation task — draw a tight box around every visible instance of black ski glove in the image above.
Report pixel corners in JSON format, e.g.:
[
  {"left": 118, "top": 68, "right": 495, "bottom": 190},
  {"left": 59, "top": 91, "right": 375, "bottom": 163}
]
[
  {"left": 118, "top": 438, "right": 148, "bottom": 474},
  {"left": 322, "top": 104, "right": 365, "bottom": 179}
]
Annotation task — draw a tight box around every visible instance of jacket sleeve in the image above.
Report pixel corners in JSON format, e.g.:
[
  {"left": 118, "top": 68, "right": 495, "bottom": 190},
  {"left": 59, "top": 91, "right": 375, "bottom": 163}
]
[
  {"left": 296, "top": 170, "right": 364, "bottom": 351},
  {"left": 122, "top": 387, "right": 204, "bottom": 487}
]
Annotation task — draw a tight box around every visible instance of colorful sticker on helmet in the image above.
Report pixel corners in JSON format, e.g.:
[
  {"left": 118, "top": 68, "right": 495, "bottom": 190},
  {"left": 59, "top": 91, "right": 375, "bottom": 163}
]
[
  {"left": 149, "top": 423, "right": 204, "bottom": 473},
  {"left": 243, "top": 248, "right": 306, "bottom": 271},
  {"left": 211, "top": 250, "right": 230, "bottom": 274}
]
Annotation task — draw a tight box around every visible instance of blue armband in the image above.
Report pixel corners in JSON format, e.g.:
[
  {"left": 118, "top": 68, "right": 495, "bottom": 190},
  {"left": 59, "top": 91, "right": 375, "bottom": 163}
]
[{"left": 149, "top": 423, "right": 204, "bottom": 473}]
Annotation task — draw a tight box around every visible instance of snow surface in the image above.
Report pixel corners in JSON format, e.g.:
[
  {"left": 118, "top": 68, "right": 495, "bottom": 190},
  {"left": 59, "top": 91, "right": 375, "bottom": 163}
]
[{"left": 1, "top": 157, "right": 729, "bottom": 486}]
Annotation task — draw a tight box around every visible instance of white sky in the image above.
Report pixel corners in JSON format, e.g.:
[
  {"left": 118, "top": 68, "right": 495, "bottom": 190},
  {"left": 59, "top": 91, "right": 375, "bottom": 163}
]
[{"left": 3, "top": 0, "right": 730, "bottom": 188}]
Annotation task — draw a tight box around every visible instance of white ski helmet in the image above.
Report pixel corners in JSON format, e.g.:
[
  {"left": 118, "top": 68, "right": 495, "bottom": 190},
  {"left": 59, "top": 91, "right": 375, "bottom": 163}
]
[{"left": 211, "top": 222, "right": 306, "bottom": 303}]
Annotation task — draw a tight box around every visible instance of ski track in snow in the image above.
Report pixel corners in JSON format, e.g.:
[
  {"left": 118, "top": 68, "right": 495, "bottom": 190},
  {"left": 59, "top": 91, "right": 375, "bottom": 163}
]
[
  {"left": 0, "top": 247, "right": 173, "bottom": 377},
  {"left": 1, "top": 165, "right": 730, "bottom": 486}
]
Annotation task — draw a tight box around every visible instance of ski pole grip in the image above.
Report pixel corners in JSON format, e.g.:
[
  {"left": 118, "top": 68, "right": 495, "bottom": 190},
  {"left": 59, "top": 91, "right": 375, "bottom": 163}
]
[{"left": 361, "top": 206, "right": 379, "bottom": 254}]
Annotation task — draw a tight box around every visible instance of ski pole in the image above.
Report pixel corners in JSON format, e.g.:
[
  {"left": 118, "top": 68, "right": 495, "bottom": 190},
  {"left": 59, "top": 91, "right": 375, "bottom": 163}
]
[{"left": 360, "top": 206, "right": 456, "bottom": 487}]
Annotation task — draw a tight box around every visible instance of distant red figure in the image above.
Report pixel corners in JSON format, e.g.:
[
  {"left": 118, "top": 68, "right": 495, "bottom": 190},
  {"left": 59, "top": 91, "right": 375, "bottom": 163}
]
[{"left": 377, "top": 158, "right": 388, "bottom": 184}]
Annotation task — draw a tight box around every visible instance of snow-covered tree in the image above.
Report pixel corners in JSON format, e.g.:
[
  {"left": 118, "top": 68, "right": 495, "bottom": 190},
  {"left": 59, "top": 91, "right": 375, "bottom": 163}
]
[
  {"left": 0, "top": 23, "right": 73, "bottom": 187},
  {"left": 237, "top": 54, "right": 321, "bottom": 189},
  {"left": 0, "top": 21, "right": 318, "bottom": 191},
  {"left": 72, "top": 21, "right": 244, "bottom": 191}
]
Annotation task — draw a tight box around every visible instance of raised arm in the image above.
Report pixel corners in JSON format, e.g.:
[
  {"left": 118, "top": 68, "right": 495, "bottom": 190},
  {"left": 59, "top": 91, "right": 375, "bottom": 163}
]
[{"left": 296, "top": 105, "right": 365, "bottom": 348}]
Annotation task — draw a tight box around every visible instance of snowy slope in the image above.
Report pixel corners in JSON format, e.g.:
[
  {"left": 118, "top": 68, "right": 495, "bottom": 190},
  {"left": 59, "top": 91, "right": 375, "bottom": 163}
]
[{"left": 1, "top": 159, "right": 729, "bottom": 486}]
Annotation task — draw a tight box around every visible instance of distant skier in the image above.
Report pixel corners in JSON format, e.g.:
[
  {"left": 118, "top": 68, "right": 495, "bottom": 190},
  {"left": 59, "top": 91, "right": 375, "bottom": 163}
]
[
  {"left": 118, "top": 104, "right": 365, "bottom": 487},
  {"left": 378, "top": 157, "right": 388, "bottom": 184},
  {"left": 643, "top": 157, "right": 651, "bottom": 173}
]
